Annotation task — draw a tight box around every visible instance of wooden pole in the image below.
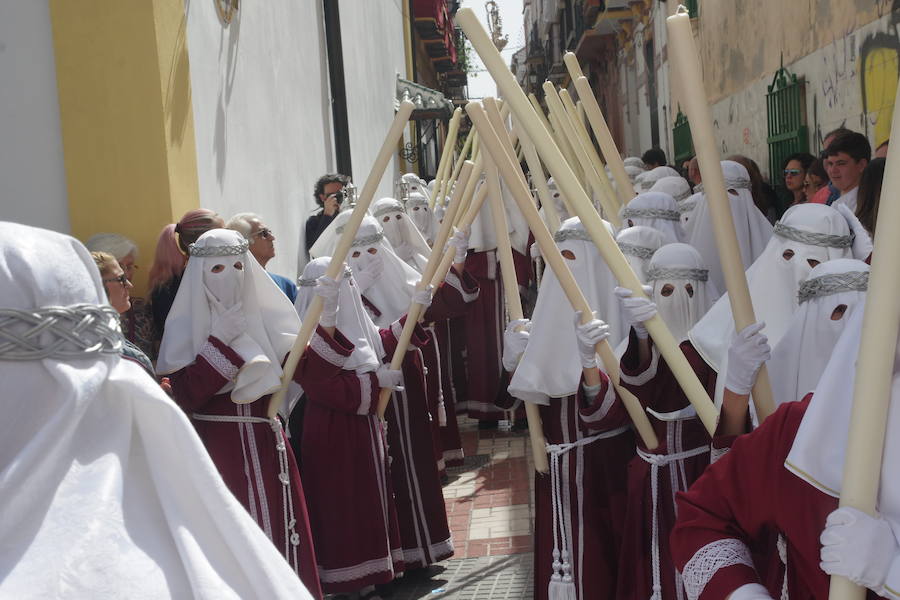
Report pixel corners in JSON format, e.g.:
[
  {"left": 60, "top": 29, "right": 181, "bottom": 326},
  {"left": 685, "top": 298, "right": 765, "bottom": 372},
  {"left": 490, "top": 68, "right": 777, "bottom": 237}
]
[
  {"left": 485, "top": 156, "right": 551, "bottom": 473},
  {"left": 457, "top": 8, "right": 718, "bottom": 435},
  {"left": 666, "top": 8, "right": 775, "bottom": 423},
  {"left": 559, "top": 88, "right": 619, "bottom": 211},
  {"left": 515, "top": 121, "right": 561, "bottom": 233},
  {"left": 431, "top": 107, "right": 462, "bottom": 209},
  {"left": 443, "top": 130, "right": 476, "bottom": 208},
  {"left": 563, "top": 52, "right": 636, "bottom": 206},
  {"left": 468, "top": 101, "right": 659, "bottom": 450},
  {"left": 267, "top": 100, "right": 416, "bottom": 418},
  {"left": 375, "top": 162, "right": 477, "bottom": 418}
]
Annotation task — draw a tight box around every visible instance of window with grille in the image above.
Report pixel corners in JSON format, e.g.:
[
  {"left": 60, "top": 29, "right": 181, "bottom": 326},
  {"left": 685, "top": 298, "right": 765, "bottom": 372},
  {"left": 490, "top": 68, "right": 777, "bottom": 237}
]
[{"left": 672, "top": 109, "right": 694, "bottom": 166}]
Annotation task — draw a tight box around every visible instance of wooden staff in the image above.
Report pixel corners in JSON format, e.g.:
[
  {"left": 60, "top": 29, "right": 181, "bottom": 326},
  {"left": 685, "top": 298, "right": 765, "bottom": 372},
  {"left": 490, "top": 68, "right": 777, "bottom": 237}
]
[
  {"left": 543, "top": 82, "right": 622, "bottom": 227},
  {"left": 564, "top": 52, "right": 636, "bottom": 206},
  {"left": 431, "top": 107, "right": 463, "bottom": 209},
  {"left": 376, "top": 162, "right": 477, "bottom": 418},
  {"left": 826, "top": 83, "right": 900, "bottom": 600},
  {"left": 548, "top": 111, "right": 584, "bottom": 186},
  {"left": 559, "top": 88, "right": 619, "bottom": 210},
  {"left": 468, "top": 101, "right": 659, "bottom": 449},
  {"left": 485, "top": 156, "right": 552, "bottom": 473},
  {"left": 267, "top": 100, "right": 416, "bottom": 418},
  {"left": 457, "top": 8, "right": 718, "bottom": 435},
  {"left": 429, "top": 170, "right": 491, "bottom": 289},
  {"left": 666, "top": 8, "right": 775, "bottom": 422},
  {"left": 483, "top": 98, "right": 526, "bottom": 188},
  {"left": 515, "top": 121, "right": 561, "bottom": 233},
  {"left": 443, "top": 130, "right": 476, "bottom": 208}
]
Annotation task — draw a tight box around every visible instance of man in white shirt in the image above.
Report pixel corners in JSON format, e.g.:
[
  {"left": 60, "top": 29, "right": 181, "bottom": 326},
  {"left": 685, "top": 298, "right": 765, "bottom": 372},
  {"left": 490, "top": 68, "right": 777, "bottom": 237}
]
[{"left": 823, "top": 131, "right": 871, "bottom": 212}]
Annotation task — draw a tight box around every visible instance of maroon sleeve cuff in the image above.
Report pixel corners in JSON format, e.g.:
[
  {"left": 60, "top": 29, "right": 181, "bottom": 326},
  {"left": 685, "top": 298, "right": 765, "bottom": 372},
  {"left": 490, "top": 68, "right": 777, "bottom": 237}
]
[
  {"left": 308, "top": 325, "right": 354, "bottom": 368},
  {"left": 389, "top": 315, "right": 429, "bottom": 349}
]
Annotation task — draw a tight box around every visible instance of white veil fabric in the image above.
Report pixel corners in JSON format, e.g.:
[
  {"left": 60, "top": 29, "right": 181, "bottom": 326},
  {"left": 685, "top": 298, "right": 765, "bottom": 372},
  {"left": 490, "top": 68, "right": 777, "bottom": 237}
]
[
  {"left": 508, "top": 217, "right": 627, "bottom": 405},
  {"left": 769, "top": 258, "right": 869, "bottom": 406},
  {"left": 689, "top": 203, "right": 855, "bottom": 406},
  {"left": 636, "top": 166, "right": 681, "bottom": 192},
  {"left": 406, "top": 192, "right": 437, "bottom": 245},
  {"left": 0, "top": 222, "right": 311, "bottom": 599},
  {"left": 785, "top": 305, "right": 900, "bottom": 546},
  {"left": 624, "top": 156, "right": 646, "bottom": 169},
  {"left": 295, "top": 257, "right": 384, "bottom": 372},
  {"left": 620, "top": 191, "right": 686, "bottom": 244},
  {"left": 646, "top": 243, "right": 719, "bottom": 343},
  {"left": 650, "top": 176, "right": 692, "bottom": 204},
  {"left": 624, "top": 165, "right": 644, "bottom": 184},
  {"left": 686, "top": 160, "right": 774, "bottom": 292},
  {"left": 615, "top": 225, "right": 666, "bottom": 283},
  {"left": 402, "top": 172, "right": 431, "bottom": 202},
  {"left": 157, "top": 230, "right": 300, "bottom": 405},
  {"left": 371, "top": 197, "right": 431, "bottom": 272}
]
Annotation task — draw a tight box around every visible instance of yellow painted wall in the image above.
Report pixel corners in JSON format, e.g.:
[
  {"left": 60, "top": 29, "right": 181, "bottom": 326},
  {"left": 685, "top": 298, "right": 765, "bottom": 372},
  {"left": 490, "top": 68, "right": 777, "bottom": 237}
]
[{"left": 49, "top": 0, "right": 199, "bottom": 296}]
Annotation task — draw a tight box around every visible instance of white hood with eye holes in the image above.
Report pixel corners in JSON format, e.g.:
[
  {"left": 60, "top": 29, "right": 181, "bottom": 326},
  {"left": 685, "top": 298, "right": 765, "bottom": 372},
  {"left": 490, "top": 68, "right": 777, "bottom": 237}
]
[
  {"left": 371, "top": 197, "right": 431, "bottom": 272},
  {"left": 647, "top": 243, "right": 719, "bottom": 344}
]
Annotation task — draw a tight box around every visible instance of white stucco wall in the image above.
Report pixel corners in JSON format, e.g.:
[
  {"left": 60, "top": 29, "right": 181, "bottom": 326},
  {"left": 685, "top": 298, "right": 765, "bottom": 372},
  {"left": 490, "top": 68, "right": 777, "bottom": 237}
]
[
  {"left": 185, "top": 0, "right": 334, "bottom": 281},
  {"left": 0, "top": 1, "right": 70, "bottom": 233},
  {"left": 340, "top": 1, "right": 407, "bottom": 197}
]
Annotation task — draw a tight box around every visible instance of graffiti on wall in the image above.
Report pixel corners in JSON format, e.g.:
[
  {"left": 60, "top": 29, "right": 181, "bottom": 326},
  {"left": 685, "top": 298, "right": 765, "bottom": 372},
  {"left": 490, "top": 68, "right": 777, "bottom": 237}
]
[{"left": 860, "top": 30, "right": 900, "bottom": 146}]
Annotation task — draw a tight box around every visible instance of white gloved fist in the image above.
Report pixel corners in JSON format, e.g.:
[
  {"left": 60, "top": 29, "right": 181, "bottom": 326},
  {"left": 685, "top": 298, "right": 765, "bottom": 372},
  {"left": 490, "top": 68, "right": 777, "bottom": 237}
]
[
  {"left": 376, "top": 364, "right": 404, "bottom": 391},
  {"left": 614, "top": 286, "right": 656, "bottom": 339},
  {"left": 210, "top": 304, "right": 247, "bottom": 344},
  {"left": 820, "top": 506, "right": 900, "bottom": 592},
  {"left": 353, "top": 255, "right": 384, "bottom": 292},
  {"left": 315, "top": 275, "right": 341, "bottom": 328},
  {"left": 573, "top": 311, "right": 610, "bottom": 369},
  {"left": 725, "top": 322, "right": 771, "bottom": 395},
  {"left": 834, "top": 203, "right": 874, "bottom": 260},
  {"left": 447, "top": 228, "right": 470, "bottom": 264},
  {"left": 728, "top": 583, "right": 775, "bottom": 599},
  {"left": 502, "top": 318, "right": 531, "bottom": 372},
  {"left": 412, "top": 285, "right": 434, "bottom": 309}
]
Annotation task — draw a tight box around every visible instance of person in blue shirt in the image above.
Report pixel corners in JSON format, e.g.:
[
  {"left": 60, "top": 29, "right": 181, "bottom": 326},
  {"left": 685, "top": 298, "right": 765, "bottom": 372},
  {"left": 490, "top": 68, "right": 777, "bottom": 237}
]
[{"left": 226, "top": 212, "right": 298, "bottom": 303}]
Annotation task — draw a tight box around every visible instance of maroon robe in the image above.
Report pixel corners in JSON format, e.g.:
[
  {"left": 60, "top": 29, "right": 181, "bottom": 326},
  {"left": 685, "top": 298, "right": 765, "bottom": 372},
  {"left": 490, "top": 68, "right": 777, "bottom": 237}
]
[
  {"left": 169, "top": 335, "right": 323, "bottom": 599},
  {"left": 296, "top": 327, "right": 404, "bottom": 593},
  {"left": 671, "top": 396, "right": 884, "bottom": 600},
  {"left": 612, "top": 333, "right": 716, "bottom": 600},
  {"left": 533, "top": 374, "right": 634, "bottom": 600},
  {"left": 434, "top": 319, "right": 466, "bottom": 466}
]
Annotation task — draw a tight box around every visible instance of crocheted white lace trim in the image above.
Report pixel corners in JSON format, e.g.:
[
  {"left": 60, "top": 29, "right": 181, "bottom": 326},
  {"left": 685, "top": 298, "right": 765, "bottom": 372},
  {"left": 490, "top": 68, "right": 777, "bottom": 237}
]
[
  {"left": 357, "top": 370, "right": 373, "bottom": 415},
  {"left": 444, "top": 271, "right": 479, "bottom": 303},
  {"left": 318, "top": 555, "right": 396, "bottom": 584},
  {"left": 682, "top": 538, "right": 754, "bottom": 600},
  {"left": 709, "top": 446, "right": 731, "bottom": 464},
  {"left": 200, "top": 340, "right": 239, "bottom": 380},
  {"left": 310, "top": 332, "right": 346, "bottom": 368},
  {"left": 620, "top": 345, "right": 660, "bottom": 386},
  {"left": 580, "top": 381, "right": 617, "bottom": 423}
]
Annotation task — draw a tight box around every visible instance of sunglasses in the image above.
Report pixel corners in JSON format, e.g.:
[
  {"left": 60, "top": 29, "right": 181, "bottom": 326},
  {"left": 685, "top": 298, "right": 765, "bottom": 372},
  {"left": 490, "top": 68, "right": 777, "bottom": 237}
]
[
  {"left": 253, "top": 228, "right": 274, "bottom": 240},
  {"left": 783, "top": 169, "right": 802, "bottom": 176},
  {"left": 103, "top": 274, "right": 129, "bottom": 287}
]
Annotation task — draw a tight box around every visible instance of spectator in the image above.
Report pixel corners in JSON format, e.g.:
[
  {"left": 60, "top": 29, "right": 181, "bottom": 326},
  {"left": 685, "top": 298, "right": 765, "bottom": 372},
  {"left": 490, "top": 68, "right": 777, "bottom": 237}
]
[
  {"left": 85, "top": 232, "right": 154, "bottom": 358},
  {"left": 781, "top": 152, "right": 816, "bottom": 205},
  {"left": 875, "top": 138, "right": 890, "bottom": 159},
  {"left": 304, "top": 173, "right": 349, "bottom": 258},
  {"left": 687, "top": 156, "right": 702, "bottom": 189},
  {"left": 805, "top": 158, "right": 829, "bottom": 201},
  {"left": 856, "top": 157, "right": 885, "bottom": 235},
  {"left": 820, "top": 126, "right": 855, "bottom": 204},
  {"left": 641, "top": 148, "right": 667, "bottom": 170},
  {"left": 822, "top": 131, "right": 871, "bottom": 211},
  {"left": 727, "top": 154, "right": 779, "bottom": 222},
  {"left": 226, "top": 212, "right": 298, "bottom": 303}
]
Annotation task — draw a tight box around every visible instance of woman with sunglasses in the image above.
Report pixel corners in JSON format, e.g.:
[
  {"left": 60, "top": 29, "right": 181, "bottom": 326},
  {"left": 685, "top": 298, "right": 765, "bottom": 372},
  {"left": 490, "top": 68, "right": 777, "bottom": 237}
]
[{"left": 782, "top": 152, "right": 816, "bottom": 205}]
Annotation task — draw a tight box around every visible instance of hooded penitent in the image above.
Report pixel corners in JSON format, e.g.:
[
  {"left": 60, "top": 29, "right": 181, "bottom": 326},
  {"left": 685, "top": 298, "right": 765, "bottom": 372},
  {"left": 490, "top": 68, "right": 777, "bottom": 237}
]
[
  {"left": 769, "top": 258, "right": 869, "bottom": 406},
  {"left": 620, "top": 191, "right": 686, "bottom": 244},
  {"left": 157, "top": 229, "right": 300, "bottom": 405},
  {"left": 615, "top": 225, "right": 666, "bottom": 284},
  {"left": 406, "top": 191, "right": 436, "bottom": 244},
  {"left": 508, "top": 217, "right": 627, "bottom": 404},
  {"left": 636, "top": 166, "right": 681, "bottom": 192},
  {"left": 0, "top": 222, "right": 313, "bottom": 599},
  {"left": 371, "top": 196, "right": 431, "bottom": 272}
]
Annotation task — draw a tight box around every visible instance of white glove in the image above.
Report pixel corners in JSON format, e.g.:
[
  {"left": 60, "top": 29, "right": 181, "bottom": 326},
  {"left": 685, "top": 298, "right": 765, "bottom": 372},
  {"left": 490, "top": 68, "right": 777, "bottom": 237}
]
[
  {"left": 835, "top": 202, "right": 874, "bottom": 260},
  {"left": 614, "top": 286, "right": 656, "bottom": 339},
  {"left": 376, "top": 364, "right": 404, "bottom": 391},
  {"left": 210, "top": 304, "right": 247, "bottom": 344},
  {"left": 725, "top": 322, "right": 771, "bottom": 395},
  {"left": 412, "top": 285, "right": 434, "bottom": 309},
  {"left": 728, "top": 583, "right": 775, "bottom": 599},
  {"left": 820, "top": 506, "right": 899, "bottom": 592},
  {"left": 447, "top": 228, "right": 470, "bottom": 263},
  {"left": 315, "top": 275, "right": 340, "bottom": 328},
  {"left": 573, "top": 311, "right": 610, "bottom": 369},
  {"left": 353, "top": 255, "right": 384, "bottom": 292},
  {"left": 502, "top": 318, "right": 531, "bottom": 372}
]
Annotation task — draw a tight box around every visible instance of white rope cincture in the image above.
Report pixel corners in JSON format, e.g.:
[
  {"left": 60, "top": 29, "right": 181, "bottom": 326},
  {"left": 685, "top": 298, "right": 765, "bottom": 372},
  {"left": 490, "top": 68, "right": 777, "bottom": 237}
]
[
  {"left": 546, "top": 425, "right": 630, "bottom": 600},
  {"left": 192, "top": 413, "right": 301, "bottom": 571},
  {"left": 637, "top": 444, "right": 711, "bottom": 600}
]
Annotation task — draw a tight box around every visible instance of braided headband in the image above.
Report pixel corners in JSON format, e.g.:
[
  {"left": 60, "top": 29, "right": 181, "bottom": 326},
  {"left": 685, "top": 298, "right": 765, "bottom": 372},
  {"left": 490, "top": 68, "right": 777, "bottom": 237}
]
[
  {"left": 622, "top": 207, "right": 681, "bottom": 221},
  {"left": 724, "top": 176, "right": 751, "bottom": 190},
  {"left": 773, "top": 222, "right": 853, "bottom": 248},
  {"left": 798, "top": 271, "right": 869, "bottom": 304},
  {"left": 298, "top": 266, "right": 353, "bottom": 287},
  {"left": 646, "top": 266, "right": 709, "bottom": 282},
  {"left": 0, "top": 304, "right": 124, "bottom": 360},
  {"left": 617, "top": 242, "right": 657, "bottom": 260},
  {"left": 553, "top": 228, "right": 592, "bottom": 244},
  {"left": 373, "top": 202, "right": 406, "bottom": 218},
  {"left": 678, "top": 199, "right": 697, "bottom": 214},
  {"left": 188, "top": 239, "right": 249, "bottom": 257}
]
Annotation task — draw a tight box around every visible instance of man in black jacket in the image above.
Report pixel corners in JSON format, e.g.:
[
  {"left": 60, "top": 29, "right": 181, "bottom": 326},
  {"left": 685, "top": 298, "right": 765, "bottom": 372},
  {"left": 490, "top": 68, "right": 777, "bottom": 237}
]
[{"left": 304, "top": 173, "right": 350, "bottom": 259}]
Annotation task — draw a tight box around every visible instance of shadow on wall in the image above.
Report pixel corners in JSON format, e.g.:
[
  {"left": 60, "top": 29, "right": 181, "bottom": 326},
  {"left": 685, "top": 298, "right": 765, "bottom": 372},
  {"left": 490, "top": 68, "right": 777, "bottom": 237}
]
[
  {"left": 213, "top": 4, "right": 242, "bottom": 187},
  {"left": 165, "top": 10, "right": 192, "bottom": 149}
]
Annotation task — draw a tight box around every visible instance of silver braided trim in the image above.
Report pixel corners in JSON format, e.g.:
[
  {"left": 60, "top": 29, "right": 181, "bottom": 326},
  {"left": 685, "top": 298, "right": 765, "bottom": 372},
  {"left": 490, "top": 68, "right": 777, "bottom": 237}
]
[
  {"left": 352, "top": 232, "right": 385, "bottom": 247},
  {"left": 678, "top": 199, "right": 697, "bottom": 214},
  {"left": 0, "top": 304, "right": 124, "bottom": 360},
  {"left": 622, "top": 207, "right": 681, "bottom": 221},
  {"left": 373, "top": 202, "right": 406, "bottom": 217},
  {"left": 618, "top": 242, "right": 657, "bottom": 260},
  {"left": 646, "top": 266, "right": 709, "bottom": 282},
  {"left": 798, "top": 271, "right": 869, "bottom": 304},
  {"left": 773, "top": 221, "right": 853, "bottom": 248},
  {"left": 298, "top": 266, "right": 352, "bottom": 287},
  {"left": 553, "top": 228, "right": 592, "bottom": 243},
  {"left": 724, "top": 176, "right": 751, "bottom": 190},
  {"left": 188, "top": 239, "right": 249, "bottom": 257},
  {"left": 670, "top": 188, "right": 691, "bottom": 202}
]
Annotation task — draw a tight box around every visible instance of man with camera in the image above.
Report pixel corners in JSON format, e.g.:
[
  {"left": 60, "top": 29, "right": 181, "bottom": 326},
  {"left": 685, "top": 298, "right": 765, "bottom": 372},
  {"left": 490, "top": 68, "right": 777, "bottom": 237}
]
[{"left": 304, "top": 173, "right": 350, "bottom": 259}]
